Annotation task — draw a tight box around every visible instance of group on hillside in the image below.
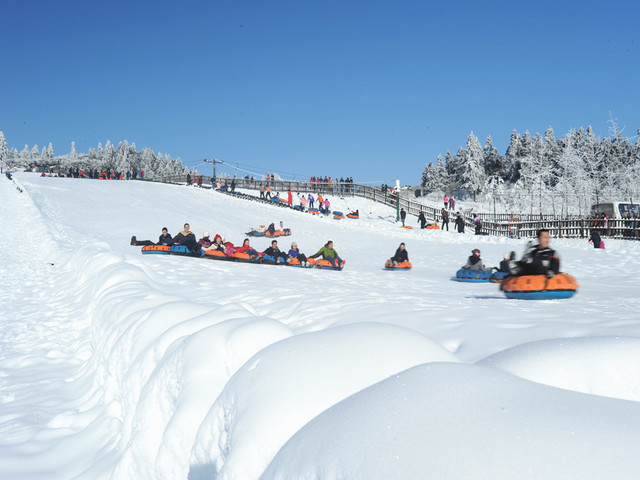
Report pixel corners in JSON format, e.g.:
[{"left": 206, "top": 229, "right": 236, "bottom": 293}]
[{"left": 132, "top": 224, "right": 345, "bottom": 267}]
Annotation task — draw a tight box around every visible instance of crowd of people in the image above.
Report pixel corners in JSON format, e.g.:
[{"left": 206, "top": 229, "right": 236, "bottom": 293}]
[
  {"left": 40, "top": 167, "right": 147, "bottom": 180},
  {"left": 131, "top": 223, "right": 346, "bottom": 268}
]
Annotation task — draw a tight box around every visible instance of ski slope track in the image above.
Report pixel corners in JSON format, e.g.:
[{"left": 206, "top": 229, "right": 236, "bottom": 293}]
[{"left": 1, "top": 173, "right": 640, "bottom": 479}]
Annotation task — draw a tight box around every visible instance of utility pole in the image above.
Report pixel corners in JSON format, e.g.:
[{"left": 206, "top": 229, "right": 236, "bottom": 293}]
[
  {"left": 204, "top": 158, "right": 223, "bottom": 184},
  {"left": 395, "top": 179, "right": 400, "bottom": 221}
]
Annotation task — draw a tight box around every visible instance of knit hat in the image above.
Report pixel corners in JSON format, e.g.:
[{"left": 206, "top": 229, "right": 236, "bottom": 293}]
[{"left": 472, "top": 248, "right": 481, "bottom": 257}]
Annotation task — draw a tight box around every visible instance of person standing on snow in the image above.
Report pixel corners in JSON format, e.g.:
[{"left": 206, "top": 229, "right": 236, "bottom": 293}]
[
  {"left": 441, "top": 208, "right": 449, "bottom": 231},
  {"left": 400, "top": 208, "right": 407, "bottom": 226},
  {"left": 454, "top": 212, "right": 465, "bottom": 233}
]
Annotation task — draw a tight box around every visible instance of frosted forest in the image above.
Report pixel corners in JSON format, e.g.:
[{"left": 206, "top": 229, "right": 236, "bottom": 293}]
[{"left": 421, "top": 119, "right": 640, "bottom": 216}]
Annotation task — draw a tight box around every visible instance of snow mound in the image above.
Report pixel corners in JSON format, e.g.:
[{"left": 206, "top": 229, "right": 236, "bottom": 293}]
[
  {"left": 477, "top": 336, "right": 640, "bottom": 402},
  {"left": 188, "top": 323, "right": 458, "bottom": 480},
  {"left": 262, "top": 362, "right": 640, "bottom": 480}
]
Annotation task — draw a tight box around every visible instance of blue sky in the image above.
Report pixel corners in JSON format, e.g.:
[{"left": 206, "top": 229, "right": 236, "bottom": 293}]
[{"left": 1, "top": 0, "right": 638, "bottom": 184}]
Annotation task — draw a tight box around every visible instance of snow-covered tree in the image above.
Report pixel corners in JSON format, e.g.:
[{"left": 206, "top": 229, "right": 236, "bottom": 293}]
[
  {"left": 504, "top": 129, "right": 522, "bottom": 183},
  {"left": 458, "top": 133, "right": 486, "bottom": 201},
  {"left": 69, "top": 142, "right": 78, "bottom": 164},
  {"left": 0, "top": 131, "right": 8, "bottom": 172},
  {"left": 483, "top": 136, "right": 503, "bottom": 177}
]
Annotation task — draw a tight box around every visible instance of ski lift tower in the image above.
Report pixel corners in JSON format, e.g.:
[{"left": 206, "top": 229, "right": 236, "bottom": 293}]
[{"left": 204, "top": 158, "right": 223, "bottom": 184}]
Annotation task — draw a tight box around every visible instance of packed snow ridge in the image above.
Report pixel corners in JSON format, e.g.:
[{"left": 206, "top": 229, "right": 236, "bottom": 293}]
[{"left": 1, "top": 173, "right": 640, "bottom": 480}]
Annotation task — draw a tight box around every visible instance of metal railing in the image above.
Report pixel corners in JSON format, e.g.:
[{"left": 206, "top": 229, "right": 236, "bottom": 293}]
[{"left": 145, "top": 174, "right": 640, "bottom": 241}]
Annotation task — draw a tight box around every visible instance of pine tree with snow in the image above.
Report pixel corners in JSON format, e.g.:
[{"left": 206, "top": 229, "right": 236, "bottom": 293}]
[
  {"left": 69, "top": 142, "right": 78, "bottom": 164},
  {"left": 483, "top": 136, "right": 503, "bottom": 178},
  {"left": 0, "top": 131, "right": 8, "bottom": 173},
  {"left": 504, "top": 129, "right": 522, "bottom": 183},
  {"left": 20, "top": 144, "right": 31, "bottom": 164},
  {"left": 458, "top": 133, "right": 486, "bottom": 201}
]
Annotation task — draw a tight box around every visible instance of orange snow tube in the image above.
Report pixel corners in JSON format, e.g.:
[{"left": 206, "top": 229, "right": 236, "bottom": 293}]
[
  {"left": 141, "top": 245, "right": 170, "bottom": 254},
  {"left": 426, "top": 225, "right": 440, "bottom": 230},
  {"left": 500, "top": 273, "right": 579, "bottom": 300},
  {"left": 401, "top": 226, "right": 413, "bottom": 230},
  {"left": 385, "top": 261, "right": 412, "bottom": 270}
]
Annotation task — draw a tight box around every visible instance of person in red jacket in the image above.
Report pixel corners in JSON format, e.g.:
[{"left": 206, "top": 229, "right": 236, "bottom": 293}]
[{"left": 235, "top": 238, "right": 260, "bottom": 261}]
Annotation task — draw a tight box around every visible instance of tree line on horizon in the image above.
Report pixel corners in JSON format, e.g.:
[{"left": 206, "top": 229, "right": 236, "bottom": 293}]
[
  {"left": 0, "top": 132, "right": 188, "bottom": 179},
  {"left": 420, "top": 120, "right": 640, "bottom": 216}
]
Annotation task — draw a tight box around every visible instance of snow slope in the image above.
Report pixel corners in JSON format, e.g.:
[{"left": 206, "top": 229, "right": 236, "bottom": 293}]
[{"left": 1, "top": 173, "right": 640, "bottom": 479}]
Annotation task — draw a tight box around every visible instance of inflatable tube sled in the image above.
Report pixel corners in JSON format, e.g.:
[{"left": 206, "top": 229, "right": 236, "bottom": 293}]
[
  {"left": 141, "top": 245, "right": 170, "bottom": 254},
  {"left": 314, "top": 259, "right": 344, "bottom": 271},
  {"left": 489, "top": 271, "right": 509, "bottom": 283},
  {"left": 309, "top": 208, "right": 320, "bottom": 215},
  {"left": 203, "top": 250, "right": 235, "bottom": 261},
  {"left": 500, "top": 273, "right": 579, "bottom": 300},
  {"left": 169, "top": 245, "right": 201, "bottom": 257},
  {"left": 333, "top": 211, "right": 345, "bottom": 219},
  {"left": 426, "top": 225, "right": 440, "bottom": 230},
  {"left": 455, "top": 268, "right": 493, "bottom": 282},
  {"left": 401, "top": 226, "right": 413, "bottom": 230},
  {"left": 288, "top": 257, "right": 314, "bottom": 268},
  {"left": 347, "top": 213, "right": 359, "bottom": 219},
  {"left": 385, "top": 261, "right": 412, "bottom": 270},
  {"left": 265, "top": 229, "right": 291, "bottom": 237}
]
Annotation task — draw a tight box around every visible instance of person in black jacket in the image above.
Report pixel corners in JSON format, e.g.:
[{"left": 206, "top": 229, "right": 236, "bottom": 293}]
[
  {"left": 498, "top": 251, "right": 516, "bottom": 272},
  {"left": 418, "top": 211, "right": 427, "bottom": 229},
  {"left": 263, "top": 240, "right": 288, "bottom": 264},
  {"left": 400, "top": 208, "right": 407, "bottom": 226},
  {"left": 454, "top": 212, "right": 465, "bottom": 233},
  {"left": 167, "top": 223, "right": 198, "bottom": 251},
  {"left": 130, "top": 227, "right": 172, "bottom": 246},
  {"left": 511, "top": 229, "right": 560, "bottom": 277},
  {"left": 389, "top": 243, "right": 409, "bottom": 267},
  {"left": 589, "top": 230, "right": 603, "bottom": 248}
]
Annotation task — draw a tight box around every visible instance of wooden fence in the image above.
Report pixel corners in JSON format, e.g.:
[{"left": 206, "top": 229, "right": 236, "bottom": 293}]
[{"left": 148, "top": 174, "right": 640, "bottom": 241}]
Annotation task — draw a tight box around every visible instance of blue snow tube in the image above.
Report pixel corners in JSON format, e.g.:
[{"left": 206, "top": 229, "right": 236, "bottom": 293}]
[
  {"left": 455, "top": 268, "right": 493, "bottom": 282},
  {"left": 489, "top": 271, "right": 509, "bottom": 283}
]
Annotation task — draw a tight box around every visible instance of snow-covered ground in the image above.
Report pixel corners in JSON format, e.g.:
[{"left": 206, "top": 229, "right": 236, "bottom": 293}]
[{"left": 1, "top": 173, "right": 640, "bottom": 479}]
